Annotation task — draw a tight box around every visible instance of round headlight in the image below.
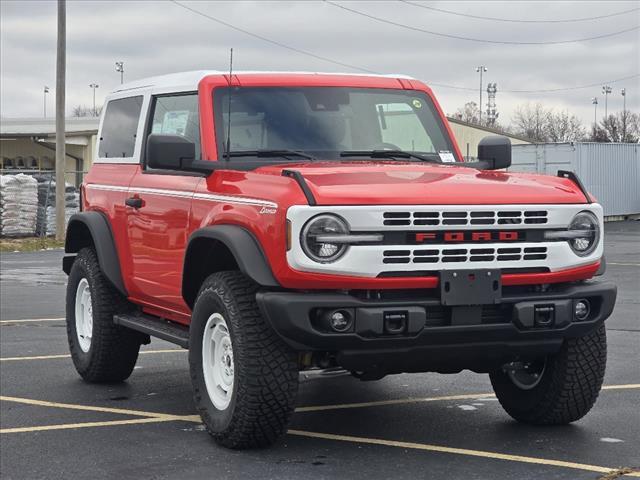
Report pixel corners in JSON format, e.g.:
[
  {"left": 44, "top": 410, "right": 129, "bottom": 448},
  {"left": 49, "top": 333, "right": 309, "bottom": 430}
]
[
  {"left": 568, "top": 211, "right": 599, "bottom": 256},
  {"left": 301, "top": 214, "right": 349, "bottom": 263}
]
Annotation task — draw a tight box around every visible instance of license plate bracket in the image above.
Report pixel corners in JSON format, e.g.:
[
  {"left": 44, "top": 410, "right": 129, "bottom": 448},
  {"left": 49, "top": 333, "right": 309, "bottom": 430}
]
[{"left": 440, "top": 269, "right": 502, "bottom": 306}]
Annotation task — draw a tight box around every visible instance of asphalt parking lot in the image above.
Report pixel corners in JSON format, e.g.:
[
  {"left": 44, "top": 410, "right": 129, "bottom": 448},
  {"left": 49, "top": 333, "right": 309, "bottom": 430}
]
[{"left": 1, "top": 221, "right": 638, "bottom": 480}]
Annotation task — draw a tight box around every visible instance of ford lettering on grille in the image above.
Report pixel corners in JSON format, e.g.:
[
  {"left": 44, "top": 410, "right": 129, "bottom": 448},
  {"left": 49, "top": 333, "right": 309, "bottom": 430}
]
[{"left": 414, "top": 231, "right": 520, "bottom": 243}]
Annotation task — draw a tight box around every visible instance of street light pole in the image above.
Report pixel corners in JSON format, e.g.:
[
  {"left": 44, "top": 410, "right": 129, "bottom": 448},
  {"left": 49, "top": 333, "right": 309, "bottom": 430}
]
[
  {"left": 43, "top": 86, "right": 49, "bottom": 118},
  {"left": 115, "top": 61, "right": 124, "bottom": 84},
  {"left": 55, "top": 0, "right": 66, "bottom": 241},
  {"left": 591, "top": 97, "right": 598, "bottom": 125},
  {"left": 602, "top": 85, "right": 612, "bottom": 118},
  {"left": 89, "top": 83, "right": 99, "bottom": 116},
  {"left": 476, "top": 66, "right": 487, "bottom": 124}
]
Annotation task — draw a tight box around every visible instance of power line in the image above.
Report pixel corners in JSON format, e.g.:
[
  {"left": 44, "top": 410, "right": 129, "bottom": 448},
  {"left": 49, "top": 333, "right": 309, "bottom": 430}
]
[
  {"left": 169, "top": 0, "right": 377, "bottom": 74},
  {"left": 169, "top": 1, "right": 638, "bottom": 94},
  {"left": 502, "top": 74, "right": 639, "bottom": 93},
  {"left": 400, "top": 1, "right": 640, "bottom": 24},
  {"left": 326, "top": 1, "right": 640, "bottom": 45}
]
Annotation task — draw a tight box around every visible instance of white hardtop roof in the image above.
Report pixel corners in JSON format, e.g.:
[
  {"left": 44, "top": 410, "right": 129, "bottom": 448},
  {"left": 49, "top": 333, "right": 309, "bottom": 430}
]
[{"left": 112, "top": 70, "right": 417, "bottom": 93}]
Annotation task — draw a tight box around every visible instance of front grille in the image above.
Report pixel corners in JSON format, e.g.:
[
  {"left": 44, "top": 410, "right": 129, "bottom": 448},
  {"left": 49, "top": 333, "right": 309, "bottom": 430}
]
[
  {"left": 383, "top": 246, "right": 547, "bottom": 264},
  {"left": 383, "top": 209, "right": 548, "bottom": 227}
]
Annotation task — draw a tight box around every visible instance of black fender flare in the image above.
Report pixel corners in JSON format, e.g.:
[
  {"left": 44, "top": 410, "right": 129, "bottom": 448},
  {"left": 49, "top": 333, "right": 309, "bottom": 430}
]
[
  {"left": 64, "top": 212, "right": 127, "bottom": 296},
  {"left": 182, "top": 225, "right": 279, "bottom": 308}
]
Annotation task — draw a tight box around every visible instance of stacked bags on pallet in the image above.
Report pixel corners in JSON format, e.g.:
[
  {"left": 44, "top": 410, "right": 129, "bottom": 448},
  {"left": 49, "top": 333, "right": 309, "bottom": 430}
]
[
  {"left": 0, "top": 174, "right": 39, "bottom": 236},
  {"left": 31, "top": 175, "right": 79, "bottom": 236},
  {"left": 45, "top": 187, "right": 79, "bottom": 236}
]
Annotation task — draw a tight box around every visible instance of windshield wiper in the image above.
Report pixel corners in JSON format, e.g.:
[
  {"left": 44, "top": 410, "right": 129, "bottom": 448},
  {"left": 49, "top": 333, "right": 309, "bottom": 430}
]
[
  {"left": 226, "top": 150, "right": 316, "bottom": 160},
  {"left": 340, "top": 150, "right": 441, "bottom": 163}
]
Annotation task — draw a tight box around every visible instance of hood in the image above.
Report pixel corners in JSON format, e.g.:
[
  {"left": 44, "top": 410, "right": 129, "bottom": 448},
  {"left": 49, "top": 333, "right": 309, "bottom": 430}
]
[{"left": 256, "top": 161, "right": 589, "bottom": 205}]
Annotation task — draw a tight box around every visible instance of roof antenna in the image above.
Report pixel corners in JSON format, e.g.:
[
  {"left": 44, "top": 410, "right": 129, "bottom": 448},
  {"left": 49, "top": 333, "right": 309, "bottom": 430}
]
[{"left": 224, "top": 48, "right": 233, "bottom": 162}]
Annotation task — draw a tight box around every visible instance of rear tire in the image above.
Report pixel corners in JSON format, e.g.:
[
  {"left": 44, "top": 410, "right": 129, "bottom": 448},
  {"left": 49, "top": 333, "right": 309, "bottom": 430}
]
[
  {"left": 66, "top": 247, "right": 142, "bottom": 382},
  {"left": 490, "top": 324, "right": 607, "bottom": 425},
  {"left": 189, "top": 271, "right": 299, "bottom": 449}
]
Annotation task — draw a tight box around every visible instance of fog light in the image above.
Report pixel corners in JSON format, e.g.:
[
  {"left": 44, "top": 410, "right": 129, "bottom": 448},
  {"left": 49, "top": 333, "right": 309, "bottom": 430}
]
[
  {"left": 574, "top": 300, "right": 590, "bottom": 321},
  {"left": 328, "top": 310, "right": 353, "bottom": 332}
]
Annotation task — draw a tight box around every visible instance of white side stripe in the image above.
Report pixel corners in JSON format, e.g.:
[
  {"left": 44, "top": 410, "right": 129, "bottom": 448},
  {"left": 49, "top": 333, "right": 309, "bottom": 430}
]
[{"left": 86, "top": 184, "right": 277, "bottom": 209}]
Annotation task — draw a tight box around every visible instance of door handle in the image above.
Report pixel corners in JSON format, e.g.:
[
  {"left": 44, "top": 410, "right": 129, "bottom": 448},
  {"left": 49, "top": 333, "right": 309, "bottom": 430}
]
[{"left": 125, "top": 196, "right": 144, "bottom": 209}]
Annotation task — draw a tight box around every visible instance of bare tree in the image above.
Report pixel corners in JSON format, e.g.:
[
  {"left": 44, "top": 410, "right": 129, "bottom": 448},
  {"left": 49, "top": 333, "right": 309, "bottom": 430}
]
[
  {"left": 452, "top": 101, "right": 481, "bottom": 125},
  {"left": 545, "top": 110, "right": 585, "bottom": 142},
  {"left": 511, "top": 103, "right": 548, "bottom": 142},
  {"left": 590, "top": 112, "right": 640, "bottom": 142},
  {"left": 72, "top": 104, "right": 101, "bottom": 117}
]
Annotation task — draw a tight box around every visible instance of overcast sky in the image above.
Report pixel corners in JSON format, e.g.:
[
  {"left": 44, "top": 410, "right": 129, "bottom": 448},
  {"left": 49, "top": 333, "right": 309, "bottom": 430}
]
[{"left": 1, "top": 0, "right": 638, "bottom": 127}]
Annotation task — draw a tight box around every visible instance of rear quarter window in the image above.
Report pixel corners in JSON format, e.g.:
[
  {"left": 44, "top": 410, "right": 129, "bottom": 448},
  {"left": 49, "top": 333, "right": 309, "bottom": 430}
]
[{"left": 98, "top": 96, "right": 143, "bottom": 158}]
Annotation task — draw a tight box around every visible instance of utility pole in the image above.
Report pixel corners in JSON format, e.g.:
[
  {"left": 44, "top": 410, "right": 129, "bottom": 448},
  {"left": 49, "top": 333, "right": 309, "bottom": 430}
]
[
  {"left": 602, "top": 85, "right": 612, "bottom": 118},
  {"left": 591, "top": 97, "right": 598, "bottom": 125},
  {"left": 55, "top": 0, "right": 66, "bottom": 241},
  {"left": 621, "top": 88, "right": 627, "bottom": 141},
  {"left": 476, "top": 66, "right": 487, "bottom": 124},
  {"left": 89, "top": 83, "right": 99, "bottom": 116},
  {"left": 115, "top": 61, "right": 124, "bottom": 84},
  {"left": 43, "top": 86, "right": 49, "bottom": 118}
]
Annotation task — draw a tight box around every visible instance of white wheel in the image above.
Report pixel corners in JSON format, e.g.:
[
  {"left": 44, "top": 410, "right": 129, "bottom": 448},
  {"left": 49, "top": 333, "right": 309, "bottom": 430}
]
[
  {"left": 74, "top": 278, "right": 93, "bottom": 353},
  {"left": 202, "top": 313, "right": 234, "bottom": 410}
]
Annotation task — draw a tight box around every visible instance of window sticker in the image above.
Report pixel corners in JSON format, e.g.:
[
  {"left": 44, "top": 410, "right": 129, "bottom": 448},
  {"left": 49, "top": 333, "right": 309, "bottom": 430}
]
[
  {"left": 412, "top": 99, "right": 423, "bottom": 109},
  {"left": 161, "top": 110, "right": 190, "bottom": 136},
  {"left": 438, "top": 150, "right": 456, "bottom": 163}
]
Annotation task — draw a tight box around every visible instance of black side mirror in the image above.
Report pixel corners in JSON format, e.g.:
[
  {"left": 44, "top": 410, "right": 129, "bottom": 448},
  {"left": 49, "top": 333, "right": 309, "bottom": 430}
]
[
  {"left": 477, "top": 135, "right": 511, "bottom": 170},
  {"left": 146, "top": 134, "right": 195, "bottom": 170}
]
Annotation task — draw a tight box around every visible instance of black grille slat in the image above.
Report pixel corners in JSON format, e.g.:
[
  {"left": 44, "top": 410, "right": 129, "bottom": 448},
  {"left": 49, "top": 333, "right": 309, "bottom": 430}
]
[
  {"left": 414, "top": 219, "right": 439, "bottom": 225},
  {"left": 524, "top": 247, "right": 547, "bottom": 253},
  {"left": 497, "top": 254, "right": 521, "bottom": 261},
  {"left": 442, "top": 219, "right": 467, "bottom": 225},
  {"left": 413, "top": 212, "right": 438, "bottom": 218},
  {"left": 383, "top": 219, "right": 411, "bottom": 226},
  {"left": 414, "top": 249, "right": 439, "bottom": 256},
  {"left": 470, "top": 218, "right": 495, "bottom": 225},
  {"left": 497, "top": 248, "right": 521, "bottom": 254},
  {"left": 384, "top": 212, "right": 410, "bottom": 218},
  {"left": 470, "top": 255, "right": 495, "bottom": 262},
  {"left": 383, "top": 258, "right": 410, "bottom": 264},
  {"left": 413, "top": 257, "right": 438, "bottom": 263},
  {"left": 442, "top": 212, "right": 467, "bottom": 218},
  {"left": 523, "top": 254, "right": 547, "bottom": 260},
  {"left": 384, "top": 250, "right": 411, "bottom": 257}
]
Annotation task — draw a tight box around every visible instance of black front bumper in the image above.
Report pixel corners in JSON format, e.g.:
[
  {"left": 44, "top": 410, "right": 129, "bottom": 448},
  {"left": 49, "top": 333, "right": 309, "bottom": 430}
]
[{"left": 257, "top": 281, "right": 617, "bottom": 374}]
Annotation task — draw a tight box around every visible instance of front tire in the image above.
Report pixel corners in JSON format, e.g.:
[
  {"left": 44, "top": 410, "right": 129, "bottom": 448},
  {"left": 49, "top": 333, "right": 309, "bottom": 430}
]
[
  {"left": 66, "top": 247, "right": 142, "bottom": 382},
  {"left": 189, "top": 271, "right": 299, "bottom": 449},
  {"left": 490, "top": 324, "right": 607, "bottom": 425}
]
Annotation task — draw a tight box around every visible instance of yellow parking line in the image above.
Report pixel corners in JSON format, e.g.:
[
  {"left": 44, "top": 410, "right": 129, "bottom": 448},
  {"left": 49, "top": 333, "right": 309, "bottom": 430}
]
[
  {"left": 0, "top": 417, "right": 179, "bottom": 434},
  {"left": 0, "top": 317, "right": 65, "bottom": 325},
  {"left": 296, "top": 392, "right": 495, "bottom": 412},
  {"left": 287, "top": 430, "right": 640, "bottom": 477},
  {"left": 0, "top": 395, "right": 192, "bottom": 420},
  {"left": 297, "top": 384, "right": 640, "bottom": 413},
  {"left": 0, "top": 349, "right": 185, "bottom": 362},
  {"left": 602, "top": 384, "right": 640, "bottom": 390}
]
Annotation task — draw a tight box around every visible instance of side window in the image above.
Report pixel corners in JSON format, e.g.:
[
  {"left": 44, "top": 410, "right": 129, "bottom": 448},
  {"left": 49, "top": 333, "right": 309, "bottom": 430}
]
[
  {"left": 150, "top": 94, "right": 201, "bottom": 160},
  {"left": 99, "top": 96, "right": 143, "bottom": 158}
]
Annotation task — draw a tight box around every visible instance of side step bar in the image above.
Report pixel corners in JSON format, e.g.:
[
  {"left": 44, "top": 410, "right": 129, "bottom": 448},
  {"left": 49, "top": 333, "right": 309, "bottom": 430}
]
[{"left": 114, "top": 313, "right": 189, "bottom": 348}]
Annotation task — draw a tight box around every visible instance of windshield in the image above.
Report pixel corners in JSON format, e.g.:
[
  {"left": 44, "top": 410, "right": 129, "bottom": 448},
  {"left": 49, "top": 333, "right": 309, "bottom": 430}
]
[{"left": 213, "top": 87, "right": 457, "bottom": 161}]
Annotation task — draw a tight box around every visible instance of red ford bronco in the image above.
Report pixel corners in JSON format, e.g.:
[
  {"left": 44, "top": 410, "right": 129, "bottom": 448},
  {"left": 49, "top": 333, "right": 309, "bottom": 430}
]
[{"left": 63, "top": 71, "right": 616, "bottom": 449}]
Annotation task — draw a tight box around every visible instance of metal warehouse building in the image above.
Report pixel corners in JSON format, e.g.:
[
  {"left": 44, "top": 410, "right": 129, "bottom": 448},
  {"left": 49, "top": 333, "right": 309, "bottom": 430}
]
[
  {"left": 511, "top": 143, "right": 640, "bottom": 219},
  {"left": 0, "top": 117, "right": 99, "bottom": 185}
]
